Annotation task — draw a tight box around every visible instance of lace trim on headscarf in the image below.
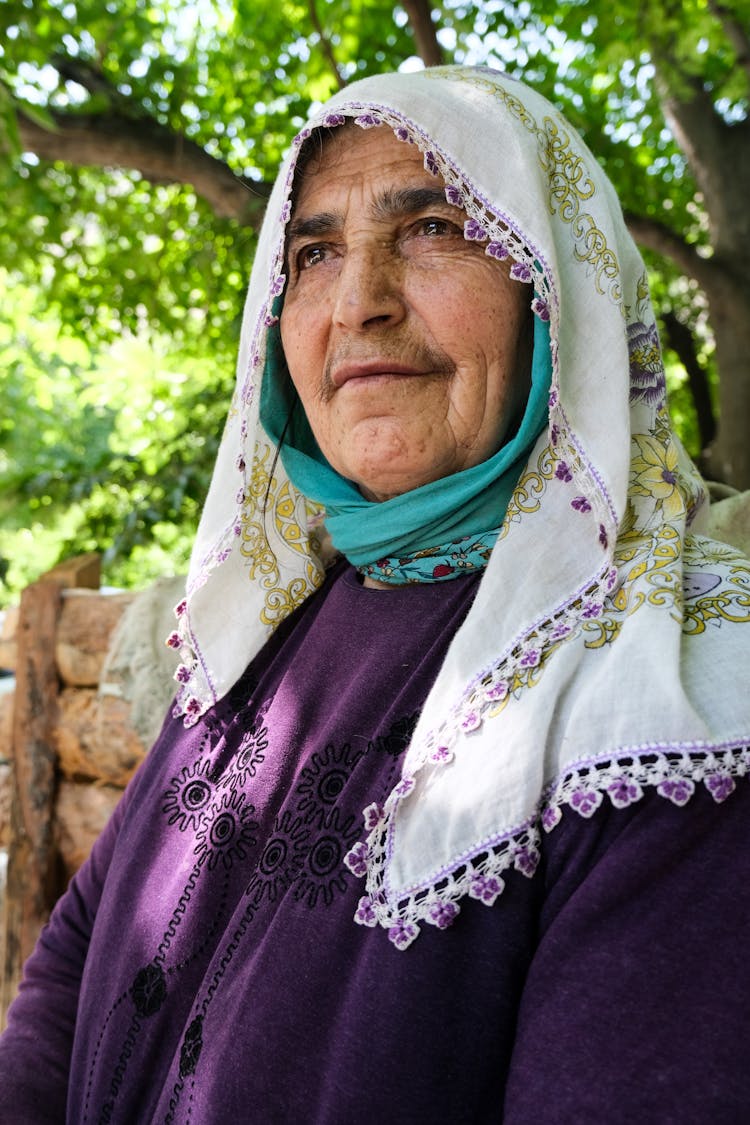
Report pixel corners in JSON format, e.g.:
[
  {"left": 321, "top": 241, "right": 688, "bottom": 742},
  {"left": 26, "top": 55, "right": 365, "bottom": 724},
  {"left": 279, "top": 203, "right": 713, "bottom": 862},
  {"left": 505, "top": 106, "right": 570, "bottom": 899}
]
[{"left": 345, "top": 740, "right": 750, "bottom": 949}]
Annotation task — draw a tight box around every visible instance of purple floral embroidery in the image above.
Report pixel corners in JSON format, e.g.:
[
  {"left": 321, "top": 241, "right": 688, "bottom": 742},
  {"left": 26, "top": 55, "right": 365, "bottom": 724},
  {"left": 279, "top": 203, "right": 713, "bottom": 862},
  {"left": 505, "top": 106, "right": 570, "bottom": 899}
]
[
  {"left": 175, "top": 664, "right": 192, "bottom": 684},
  {"left": 166, "top": 632, "right": 181, "bottom": 650},
  {"left": 362, "top": 802, "right": 384, "bottom": 831},
  {"left": 628, "top": 320, "right": 666, "bottom": 408},
  {"left": 423, "top": 150, "right": 439, "bottom": 175},
  {"left": 599, "top": 523, "right": 609, "bottom": 549},
  {"left": 388, "top": 920, "right": 419, "bottom": 950},
  {"left": 555, "top": 461, "right": 573, "bottom": 482},
  {"left": 323, "top": 112, "right": 346, "bottom": 127},
  {"left": 550, "top": 423, "right": 560, "bottom": 444},
  {"left": 184, "top": 704, "right": 201, "bottom": 728},
  {"left": 550, "top": 621, "right": 572, "bottom": 642},
  {"left": 514, "top": 845, "right": 540, "bottom": 878},
  {"left": 236, "top": 455, "right": 246, "bottom": 473},
  {"left": 461, "top": 709, "right": 481, "bottom": 733},
  {"left": 429, "top": 744, "right": 453, "bottom": 765},
  {"left": 484, "top": 679, "right": 509, "bottom": 702},
  {"left": 280, "top": 201, "right": 291, "bottom": 223},
  {"left": 608, "top": 775, "right": 643, "bottom": 809},
  {"left": 427, "top": 900, "right": 460, "bottom": 929},
  {"left": 445, "top": 185, "right": 463, "bottom": 206},
  {"left": 541, "top": 804, "right": 562, "bottom": 832},
  {"left": 264, "top": 312, "right": 279, "bottom": 327},
  {"left": 706, "top": 772, "right": 736, "bottom": 803},
  {"left": 217, "top": 547, "right": 231, "bottom": 564},
  {"left": 270, "top": 274, "right": 285, "bottom": 297},
  {"left": 469, "top": 872, "right": 505, "bottom": 905},
  {"left": 548, "top": 388, "right": 559, "bottom": 408},
  {"left": 657, "top": 776, "right": 695, "bottom": 806},
  {"left": 605, "top": 566, "right": 619, "bottom": 591},
  {"left": 519, "top": 647, "right": 541, "bottom": 668},
  {"left": 581, "top": 599, "right": 602, "bottom": 619},
  {"left": 510, "top": 261, "right": 533, "bottom": 284},
  {"left": 531, "top": 295, "right": 550, "bottom": 321},
  {"left": 344, "top": 841, "right": 369, "bottom": 877},
  {"left": 394, "top": 127, "right": 410, "bottom": 142},
  {"left": 570, "top": 787, "right": 603, "bottom": 818},
  {"left": 571, "top": 496, "right": 592, "bottom": 513},
  {"left": 174, "top": 599, "right": 187, "bottom": 618},
  {"left": 486, "top": 241, "right": 509, "bottom": 260},
  {"left": 354, "top": 896, "right": 378, "bottom": 927},
  {"left": 355, "top": 113, "right": 380, "bottom": 128},
  {"left": 464, "top": 218, "right": 488, "bottom": 242},
  {"left": 394, "top": 775, "right": 416, "bottom": 799}
]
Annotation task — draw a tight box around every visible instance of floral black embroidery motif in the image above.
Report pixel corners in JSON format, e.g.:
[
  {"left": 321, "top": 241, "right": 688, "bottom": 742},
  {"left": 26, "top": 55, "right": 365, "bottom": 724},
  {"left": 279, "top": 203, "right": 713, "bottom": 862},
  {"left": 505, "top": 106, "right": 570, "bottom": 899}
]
[
  {"left": 368, "top": 713, "right": 420, "bottom": 757},
  {"left": 163, "top": 759, "right": 215, "bottom": 832},
  {"left": 130, "top": 962, "right": 167, "bottom": 1017},
  {"left": 296, "top": 742, "right": 363, "bottom": 822},
  {"left": 295, "top": 808, "right": 361, "bottom": 909},
  {"left": 179, "top": 1015, "right": 204, "bottom": 1078},
  {"left": 230, "top": 717, "right": 269, "bottom": 788},
  {"left": 194, "top": 790, "right": 259, "bottom": 871},
  {"left": 246, "top": 810, "right": 309, "bottom": 904}
]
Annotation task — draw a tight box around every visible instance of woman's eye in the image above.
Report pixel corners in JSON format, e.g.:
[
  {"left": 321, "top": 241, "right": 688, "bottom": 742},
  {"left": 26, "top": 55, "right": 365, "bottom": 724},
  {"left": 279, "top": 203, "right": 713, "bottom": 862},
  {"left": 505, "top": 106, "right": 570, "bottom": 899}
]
[
  {"left": 418, "top": 217, "right": 453, "bottom": 237},
  {"left": 299, "top": 245, "right": 328, "bottom": 269}
]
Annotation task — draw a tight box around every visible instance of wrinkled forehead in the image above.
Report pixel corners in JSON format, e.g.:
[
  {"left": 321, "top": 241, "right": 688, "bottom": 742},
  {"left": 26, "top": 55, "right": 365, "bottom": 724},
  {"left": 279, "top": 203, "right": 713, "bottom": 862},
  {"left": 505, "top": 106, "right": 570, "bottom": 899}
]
[
  {"left": 287, "top": 122, "right": 456, "bottom": 233},
  {"left": 279, "top": 114, "right": 549, "bottom": 318}
]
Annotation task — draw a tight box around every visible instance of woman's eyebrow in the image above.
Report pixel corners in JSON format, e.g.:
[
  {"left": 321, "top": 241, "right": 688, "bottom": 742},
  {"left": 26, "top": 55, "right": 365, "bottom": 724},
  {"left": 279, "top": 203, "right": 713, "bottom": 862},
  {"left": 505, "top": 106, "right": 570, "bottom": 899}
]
[
  {"left": 287, "top": 211, "right": 340, "bottom": 244},
  {"left": 287, "top": 185, "right": 456, "bottom": 245},
  {"left": 371, "top": 185, "right": 454, "bottom": 221}
]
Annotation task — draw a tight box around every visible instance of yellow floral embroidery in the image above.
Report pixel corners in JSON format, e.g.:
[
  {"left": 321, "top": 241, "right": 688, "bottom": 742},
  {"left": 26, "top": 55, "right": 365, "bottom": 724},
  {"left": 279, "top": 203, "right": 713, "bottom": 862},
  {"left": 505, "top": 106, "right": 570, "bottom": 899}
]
[
  {"left": 498, "top": 443, "right": 555, "bottom": 538},
  {"left": 424, "top": 69, "right": 621, "bottom": 301},
  {"left": 240, "top": 444, "right": 324, "bottom": 628},
  {"left": 630, "top": 434, "right": 685, "bottom": 523}
]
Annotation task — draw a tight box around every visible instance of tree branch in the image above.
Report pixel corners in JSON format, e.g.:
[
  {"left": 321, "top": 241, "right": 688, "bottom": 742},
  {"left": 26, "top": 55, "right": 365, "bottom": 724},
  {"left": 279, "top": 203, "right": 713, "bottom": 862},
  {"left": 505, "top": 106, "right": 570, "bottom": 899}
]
[
  {"left": 17, "top": 109, "right": 269, "bottom": 227},
  {"left": 707, "top": 0, "right": 750, "bottom": 82},
  {"left": 401, "top": 0, "right": 444, "bottom": 67},
  {"left": 623, "top": 210, "right": 728, "bottom": 291},
  {"left": 308, "top": 0, "right": 346, "bottom": 90}
]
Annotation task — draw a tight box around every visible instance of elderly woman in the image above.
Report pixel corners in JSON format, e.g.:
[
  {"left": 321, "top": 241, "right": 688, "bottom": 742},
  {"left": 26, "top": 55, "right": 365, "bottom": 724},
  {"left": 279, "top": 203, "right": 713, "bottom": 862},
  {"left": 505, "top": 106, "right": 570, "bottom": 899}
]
[{"left": 2, "top": 67, "right": 750, "bottom": 1123}]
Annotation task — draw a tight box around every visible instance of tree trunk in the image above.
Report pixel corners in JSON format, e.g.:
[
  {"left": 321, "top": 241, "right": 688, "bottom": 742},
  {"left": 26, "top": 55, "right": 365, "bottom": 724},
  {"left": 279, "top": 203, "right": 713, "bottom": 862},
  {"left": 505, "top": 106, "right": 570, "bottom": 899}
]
[{"left": 703, "top": 279, "right": 750, "bottom": 488}]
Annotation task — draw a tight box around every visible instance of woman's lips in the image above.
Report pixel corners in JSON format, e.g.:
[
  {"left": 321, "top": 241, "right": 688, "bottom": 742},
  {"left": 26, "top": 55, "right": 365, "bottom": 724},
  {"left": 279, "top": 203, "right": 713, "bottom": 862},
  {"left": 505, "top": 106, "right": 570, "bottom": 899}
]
[{"left": 330, "top": 361, "right": 430, "bottom": 388}]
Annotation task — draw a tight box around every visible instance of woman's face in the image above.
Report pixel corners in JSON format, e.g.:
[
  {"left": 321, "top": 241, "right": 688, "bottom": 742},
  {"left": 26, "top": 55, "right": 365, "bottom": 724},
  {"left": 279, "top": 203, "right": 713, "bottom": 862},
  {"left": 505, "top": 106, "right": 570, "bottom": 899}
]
[{"left": 280, "top": 125, "right": 533, "bottom": 502}]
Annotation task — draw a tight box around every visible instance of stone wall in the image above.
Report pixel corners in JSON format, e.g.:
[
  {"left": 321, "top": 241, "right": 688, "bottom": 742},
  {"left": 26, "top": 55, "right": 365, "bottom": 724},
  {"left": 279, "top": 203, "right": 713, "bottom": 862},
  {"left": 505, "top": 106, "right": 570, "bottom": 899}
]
[{"left": 0, "top": 556, "right": 181, "bottom": 1026}]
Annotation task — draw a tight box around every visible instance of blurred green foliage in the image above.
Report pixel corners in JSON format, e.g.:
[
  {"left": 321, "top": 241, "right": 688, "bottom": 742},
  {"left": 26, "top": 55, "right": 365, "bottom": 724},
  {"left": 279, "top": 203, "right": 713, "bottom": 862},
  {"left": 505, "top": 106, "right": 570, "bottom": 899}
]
[{"left": 1, "top": 0, "right": 744, "bottom": 603}]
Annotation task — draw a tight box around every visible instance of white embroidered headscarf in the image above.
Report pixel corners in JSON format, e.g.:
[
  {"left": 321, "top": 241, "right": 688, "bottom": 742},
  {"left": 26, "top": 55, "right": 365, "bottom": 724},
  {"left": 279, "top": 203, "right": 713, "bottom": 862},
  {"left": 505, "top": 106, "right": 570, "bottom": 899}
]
[{"left": 171, "top": 66, "right": 750, "bottom": 948}]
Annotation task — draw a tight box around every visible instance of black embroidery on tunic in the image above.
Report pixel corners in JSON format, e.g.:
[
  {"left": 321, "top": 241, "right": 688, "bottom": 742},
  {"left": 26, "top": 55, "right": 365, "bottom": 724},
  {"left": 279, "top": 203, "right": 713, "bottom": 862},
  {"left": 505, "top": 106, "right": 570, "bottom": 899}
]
[
  {"left": 193, "top": 790, "right": 259, "bottom": 872},
  {"left": 130, "top": 962, "right": 167, "bottom": 1017},
  {"left": 179, "top": 1016, "right": 204, "bottom": 1078},
  {"left": 88, "top": 707, "right": 423, "bottom": 1118},
  {"left": 163, "top": 759, "right": 216, "bottom": 832},
  {"left": 368, "top": 712, "right": 420, "bottom": 756},
  {"left": 295, "top": 741, "right": 364, "bottom": 822},
  {"left": 246, "top": 809, "right": 310, "bottom": 904},
  {"left": 295, "top": 807, "right": 361, "bottom": 908}
]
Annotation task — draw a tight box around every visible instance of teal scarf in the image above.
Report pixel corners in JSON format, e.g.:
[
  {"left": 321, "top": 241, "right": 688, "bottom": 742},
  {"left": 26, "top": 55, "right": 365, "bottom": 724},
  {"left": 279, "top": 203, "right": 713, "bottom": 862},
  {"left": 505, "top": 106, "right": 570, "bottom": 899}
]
[{"left": 260, "top": 313, "right": 552, "bottom": 581}]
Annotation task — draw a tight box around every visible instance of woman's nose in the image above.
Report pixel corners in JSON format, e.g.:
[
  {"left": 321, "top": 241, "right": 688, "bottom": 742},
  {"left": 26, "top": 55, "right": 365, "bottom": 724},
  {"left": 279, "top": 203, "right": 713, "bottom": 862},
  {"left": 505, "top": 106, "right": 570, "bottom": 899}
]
[{"left": 331, "top": 245, "right": 406, "bottom": 331}]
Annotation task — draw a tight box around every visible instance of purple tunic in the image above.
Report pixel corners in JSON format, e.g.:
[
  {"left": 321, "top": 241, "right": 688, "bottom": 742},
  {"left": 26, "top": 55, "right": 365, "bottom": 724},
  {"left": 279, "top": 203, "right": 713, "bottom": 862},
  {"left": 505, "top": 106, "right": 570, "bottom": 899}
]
[{"left": 1, "top": 561, "right": 749, "bottom": 1123}]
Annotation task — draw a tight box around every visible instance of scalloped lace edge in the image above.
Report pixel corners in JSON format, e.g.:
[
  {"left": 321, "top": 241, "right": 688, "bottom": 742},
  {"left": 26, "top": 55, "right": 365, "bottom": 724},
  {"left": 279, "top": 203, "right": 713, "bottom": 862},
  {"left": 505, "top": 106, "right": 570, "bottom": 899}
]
[{"left": 345, "top": 742, "right": 750, "bottom": 949}]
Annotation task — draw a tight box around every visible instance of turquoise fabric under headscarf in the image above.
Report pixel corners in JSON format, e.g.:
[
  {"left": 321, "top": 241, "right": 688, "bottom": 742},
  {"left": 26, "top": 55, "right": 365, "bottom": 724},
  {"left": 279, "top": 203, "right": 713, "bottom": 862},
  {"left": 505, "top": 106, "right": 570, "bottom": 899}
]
[{"left": 260, "top": 312, "right": 552, "bottom": 571}]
